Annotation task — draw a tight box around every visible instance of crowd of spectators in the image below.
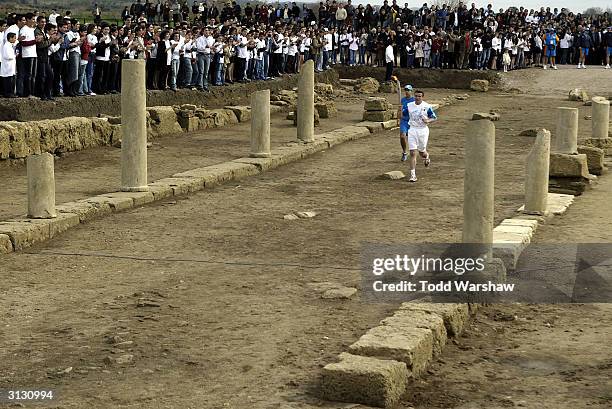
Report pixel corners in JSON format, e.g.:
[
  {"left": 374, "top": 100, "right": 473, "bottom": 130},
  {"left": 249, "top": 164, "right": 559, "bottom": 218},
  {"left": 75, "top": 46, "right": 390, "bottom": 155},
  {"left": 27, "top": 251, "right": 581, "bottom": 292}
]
[{"left": 0, "top": 1, "right": 610, "bottom": 99}]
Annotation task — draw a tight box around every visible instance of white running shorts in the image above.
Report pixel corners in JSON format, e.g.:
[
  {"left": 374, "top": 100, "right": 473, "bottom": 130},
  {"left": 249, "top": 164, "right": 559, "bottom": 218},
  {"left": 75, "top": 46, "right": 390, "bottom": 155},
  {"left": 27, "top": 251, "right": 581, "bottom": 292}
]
[{"left": 407, "top": 127, "right": 429, "bottom": 152}]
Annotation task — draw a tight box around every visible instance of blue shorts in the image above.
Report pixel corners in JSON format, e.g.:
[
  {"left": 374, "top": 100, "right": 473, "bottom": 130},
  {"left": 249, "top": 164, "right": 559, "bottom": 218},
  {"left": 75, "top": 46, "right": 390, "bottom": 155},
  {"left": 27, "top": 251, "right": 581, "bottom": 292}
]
[
  {"left": 546, "top": 48, "right": 556, "bottom": 57},
  {"left": 400, "top": 120, "right": 410, "bottom": 135},
  {"left": 581, "top": 47, "right": 589, "bottom": 56},
  {"left": 608, "top": 47, "right": 612, "bottom": 55}
]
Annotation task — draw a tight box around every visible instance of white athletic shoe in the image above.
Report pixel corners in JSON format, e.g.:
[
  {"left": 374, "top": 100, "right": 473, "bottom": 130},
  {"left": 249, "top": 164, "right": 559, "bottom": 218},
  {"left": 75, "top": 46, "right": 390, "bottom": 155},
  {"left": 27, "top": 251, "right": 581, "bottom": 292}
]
[
  {"left": 424, "top": 156, "right": 431, "bottom": 167},
  {"left": 553, "top": 65, "right": 558, "bottom": 70},
  {"left": 577, "top": 63, "right": 582, "bottom": 69},
  {"left": 606, "top": 65, "right": 611, "bottom": 69},
  {"left": 409, "top": 174, "right": 418, "bottom": 182},
  {"left": 582, "top": 65, "right": 587, "bottom": 69},
  {"left": 543, "top": 65, "right": 547, "bottom": 70}
]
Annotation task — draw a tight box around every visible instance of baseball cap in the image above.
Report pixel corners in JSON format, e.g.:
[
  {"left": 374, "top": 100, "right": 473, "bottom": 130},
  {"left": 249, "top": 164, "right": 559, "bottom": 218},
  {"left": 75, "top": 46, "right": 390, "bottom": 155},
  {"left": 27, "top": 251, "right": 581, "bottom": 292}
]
[{"left": 404, "top": 84, "right": 413, "bottom": 91}]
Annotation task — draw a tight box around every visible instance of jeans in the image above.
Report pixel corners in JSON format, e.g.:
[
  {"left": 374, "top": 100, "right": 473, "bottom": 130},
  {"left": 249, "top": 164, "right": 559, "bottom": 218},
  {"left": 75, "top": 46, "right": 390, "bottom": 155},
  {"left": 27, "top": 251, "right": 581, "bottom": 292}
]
[
  {"left": 254, "top": 59, "right": 264, "bottom": 80},
  {"left": 263, "top": 52, "right": 270, "bottom": 78},
  {"left": 323, "top": 50, "right": 329, "bottom": 68},
  {"left": 359, "top": 46, "right": 366, "bottom": 64},
  {"left": 190, "top": 59, "right": 199, "bottom": 86},
  {"left": 215, "top": 62, "right": 224, "bottom": 85},
  {"left": 86, "top": 54, "right": 95, "bottom": 91},
  {"left": 431, "top": 52, "right": 441, "bottom": 68},
  {"left": 170, "top": 59, "right": 179, "bottom": 89},
  {"left": 78, "top": 62, "right": 88, "bottom": 94},
  {"left": 480, "top": 48, "right": 491, "bottom": 69},
  {"left": 349, "top": 49, "right": 356, "bottom": 65},
  {"left": 181, "top": 57, "right": 192, "bottom": 86},
  {"left": 196, "top": 53, "right": 211, "bottom": 89}
]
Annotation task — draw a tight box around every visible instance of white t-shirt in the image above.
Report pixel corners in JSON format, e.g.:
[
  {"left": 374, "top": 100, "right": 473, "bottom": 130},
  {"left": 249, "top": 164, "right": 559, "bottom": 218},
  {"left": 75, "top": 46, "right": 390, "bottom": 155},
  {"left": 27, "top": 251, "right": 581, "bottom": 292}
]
[
  {"left": 19, "top": 26, "right": 37, "bottom": 58},
  {"left": 273, "top": 33, "right": 284, "bottom": 54},
  {"left": 49, "top": 13, "right": 60, "bottom": 26},
  {"left": 96, "top": 36, "right": 111, "bottom": 61},
  {"left": 236, "top": 35, "right": 249, "bottom": 58},
  {"left": 385, "top": 44, "right": 394, "bottom": 63},
  {"left": 407, "top": 101, "right": 436, "bottom": 129},
  {"left": 324, "top": 33, "right": 332, "bottom": 51},
  {"left": 66, "top": 31, "right": 81, "bottom": 55},
  {"left": 255, "top": 38, "right": 265, "bottom": 60}
]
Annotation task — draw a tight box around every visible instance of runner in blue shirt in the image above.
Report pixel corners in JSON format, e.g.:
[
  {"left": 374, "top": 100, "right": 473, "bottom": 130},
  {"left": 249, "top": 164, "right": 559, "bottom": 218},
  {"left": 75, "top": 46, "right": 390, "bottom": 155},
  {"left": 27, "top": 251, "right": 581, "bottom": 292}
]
[{"left": 398, "top": 84, "right": 415, "bottom": 161}]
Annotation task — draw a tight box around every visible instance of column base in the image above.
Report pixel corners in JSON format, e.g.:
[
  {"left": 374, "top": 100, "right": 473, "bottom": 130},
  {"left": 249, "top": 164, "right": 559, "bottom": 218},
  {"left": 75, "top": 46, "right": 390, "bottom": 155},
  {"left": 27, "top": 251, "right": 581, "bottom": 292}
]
[
  {"left": 250, "top": 152, "right": 271, "bottom": 158},
  {"left": 121, "top": 186, "right": 150, "bottom": 192}
]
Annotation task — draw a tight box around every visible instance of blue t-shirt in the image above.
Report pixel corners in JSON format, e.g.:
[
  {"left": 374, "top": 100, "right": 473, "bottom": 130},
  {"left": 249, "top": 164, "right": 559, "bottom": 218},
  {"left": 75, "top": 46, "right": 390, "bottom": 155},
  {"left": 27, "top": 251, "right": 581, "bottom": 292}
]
[{"left": 401, "top": 96, "right": 415, "bottom": 122}]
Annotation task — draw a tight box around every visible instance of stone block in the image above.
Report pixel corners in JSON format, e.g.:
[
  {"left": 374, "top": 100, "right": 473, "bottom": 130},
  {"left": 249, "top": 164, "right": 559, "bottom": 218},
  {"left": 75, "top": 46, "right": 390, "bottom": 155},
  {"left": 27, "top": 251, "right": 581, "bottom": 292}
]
[
  {"left": 493, "top": 224, "right": 535, "bottom": 237},
  {"left": 349, "top": 325, "right": 433, "bottom": 377},
  {"left": 269, "top": 145, "right": 305, "bottom": 164},
  {"left": 48, "top": 212, "right": 80, "bottom": 237},
  {"left": 224, "top": 106, "right": 252, "bottom": 122},
  {"left": 470, "top": 79, "right": 490, "bottom": 92},
  {"left": 321, "top": 126, "right": 370, "bottom": 147},
  {"left": 549, "top": 176, "right": 592, "bottom": 196},
  {"left": 549, "top": 153, "right": 589, "bottom": 178},
  {"left": 381, "top": 171, "right": 405, "bottom": 180},
  {"left": 568, "top": 88, "right": 589, "bottom": 102},
  {"left": 493, "top": 242, "right": 529, "bottom": 271},
  {"left": 233, "top": 157, "right": 282, "bottom": 172},
  {"left": 355, "top": 121, "right": 384, "bottom": 133},
  {"left": 382, "top": 120, "right": 398, "bottom": 129},
  {"left": 146, "top": 183, "right": 174, "bottom": 201},
  {"left": 378, "top": 81, "right": 398, "bottom": 94},
  {"left": 147, "top": 106, "right": 185, "bottom": 136},
  {"left": 364, "top": 97, "right": 392, "bottom": 112},
  {"left": 178, "top": 115, "right": 199, "bottom": 132},
  {"left": 583, "top": 137, "right": 612, "bottom": 155},
  {"left": 86, "top": 195, "right": 135, "bottom": 212},
  {"left": 315, "top": 101, "right": 338, "bottom": 118},
  {"left": 0, "top": 233, "right": 13, "bottom": 253},
  {"left": 102, "top": 191, "right": 155, "bottom": 207},
  {"left": 381, "top": 310, "right": 447, "bottom": 356},
  {"left": 0, "top": 219, "right": 51, "bottom": 251},
  {"left": 56, "top": 200, "right": 112, "bottom": 223},
  {"left": 149, "top": 177, "right": 204, "bottom": 196},
  {"left": 577, "top": 145, "right": 605, "bottom": 175},
  {"left": 314, "top": 83, "right": 334, "bottom": 95},
  {"left": 320, "top": 352, "right": 408, "bottom": 408},
  {"left": 363, "top": 110, "right": 394, "bottom": 122},
  {"left": 500, "top": 218, "right": 539, "bottom": 232},
  {"left": 472, "top": 112, "right": 500, "bottom": 121},
  {"left": 399, "top": 302, "right": 469, "bottom": 337},
  {"left": 354, "top": 77, "right": 380, "bottom": 94}
]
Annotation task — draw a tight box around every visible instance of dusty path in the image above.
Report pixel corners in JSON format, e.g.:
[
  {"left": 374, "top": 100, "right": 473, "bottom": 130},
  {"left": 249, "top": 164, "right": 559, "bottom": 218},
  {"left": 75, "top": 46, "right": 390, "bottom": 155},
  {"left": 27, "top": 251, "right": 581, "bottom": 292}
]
[{"left": 0, "top": 66, "right": 610, "bottom": 409}]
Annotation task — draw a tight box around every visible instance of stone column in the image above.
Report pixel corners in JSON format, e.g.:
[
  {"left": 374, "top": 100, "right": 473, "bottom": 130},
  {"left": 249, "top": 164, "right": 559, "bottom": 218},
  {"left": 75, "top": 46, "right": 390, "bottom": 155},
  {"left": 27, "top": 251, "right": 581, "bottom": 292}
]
[
  {"left": 250, "top": 89, "right": 271, "bottom": 158},
  {"left": 27, "top": 152, "right": 56, "bottom": 219},
  {"left": 592, "top": 96, "right": 610, "bottom": 139},
  {"left": 552, "top": 107, "right": 578, "bottom": 154},
  {"left": 121, "top": 59, "right": 148, "bottom": 192},
  {"left": 462, "top": 119, "right": 495, "bottom": 259},
  {"left": 524, "top": 129, "right": 551, "bottom": 215},
  {"left": 297, "top": 60, "right": 315, "bottom": 143}
]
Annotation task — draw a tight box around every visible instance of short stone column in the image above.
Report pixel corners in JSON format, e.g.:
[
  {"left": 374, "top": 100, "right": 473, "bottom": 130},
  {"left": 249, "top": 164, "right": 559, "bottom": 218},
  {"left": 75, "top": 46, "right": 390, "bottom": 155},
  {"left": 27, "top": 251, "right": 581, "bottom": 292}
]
[
  {"left": 524, "top": 129, "right": 551, "bottom": 215},
  {"left": 462, "top": 119, "right": 495, "bottom": 259},
  {"left": 121, "top": 59, "right": 148, "bottom": 192},
  {"left": 250, "top": 89, "right": 271, "bottom": 158},
  {"left": 27, "top": 152, "right": 56, "bottom": 219},
  {"left": 592, "top": 96, "right": 610, "bottom": 139},
  {"left": 552, "top": 107, "right": 578, "bottom": 154},
  {"left": 297, "top": 59, "right": 315, "bottom": 143}
]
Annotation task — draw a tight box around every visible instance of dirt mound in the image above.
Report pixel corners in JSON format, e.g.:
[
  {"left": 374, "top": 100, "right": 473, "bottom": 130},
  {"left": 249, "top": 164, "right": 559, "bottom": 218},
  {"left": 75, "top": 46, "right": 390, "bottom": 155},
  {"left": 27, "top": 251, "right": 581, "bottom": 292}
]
[{"left": 334, "top": 66, "right": 499, "bottom": 90}]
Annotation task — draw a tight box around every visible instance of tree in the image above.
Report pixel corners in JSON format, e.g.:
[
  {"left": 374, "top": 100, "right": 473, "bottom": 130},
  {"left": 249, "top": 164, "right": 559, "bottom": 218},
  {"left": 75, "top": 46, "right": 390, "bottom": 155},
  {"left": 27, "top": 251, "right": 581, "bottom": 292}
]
[{"left": 582, "top": 7, "right": 603, "bottom": 16}]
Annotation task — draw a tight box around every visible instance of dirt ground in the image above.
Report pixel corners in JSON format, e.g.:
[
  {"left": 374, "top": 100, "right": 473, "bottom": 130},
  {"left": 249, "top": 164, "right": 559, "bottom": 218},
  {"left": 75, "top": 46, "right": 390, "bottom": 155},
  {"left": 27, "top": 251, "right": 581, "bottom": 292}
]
[{"left": 0, "top": 67, "right": 611, "bottom": 409}]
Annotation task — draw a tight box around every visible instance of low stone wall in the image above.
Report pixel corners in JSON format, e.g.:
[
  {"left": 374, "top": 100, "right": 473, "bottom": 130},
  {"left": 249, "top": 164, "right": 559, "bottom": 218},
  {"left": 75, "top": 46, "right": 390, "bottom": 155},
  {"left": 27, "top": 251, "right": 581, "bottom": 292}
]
[
  {"left": 0, "top": 105, "right": 266, "bottom": 161},
  {"left": 334, "top": 66, "right": 499, "bottom": 90},
  {"left": 0, "top": 69, "right": 339, "bottom": 122}
]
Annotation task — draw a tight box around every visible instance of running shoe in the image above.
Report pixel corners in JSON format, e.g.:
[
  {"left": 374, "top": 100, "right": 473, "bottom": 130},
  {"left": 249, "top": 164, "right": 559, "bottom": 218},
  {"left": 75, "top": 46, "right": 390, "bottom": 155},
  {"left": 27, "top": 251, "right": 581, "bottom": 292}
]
[
  {"left": 424, "top": 157, "right": 431, "bottom": 167},
  {"left": 401, "top": 152, "right": 407, "bottom": 161},
  {"left": 409, "top": 175, "right": 418, "bottom": 182}
]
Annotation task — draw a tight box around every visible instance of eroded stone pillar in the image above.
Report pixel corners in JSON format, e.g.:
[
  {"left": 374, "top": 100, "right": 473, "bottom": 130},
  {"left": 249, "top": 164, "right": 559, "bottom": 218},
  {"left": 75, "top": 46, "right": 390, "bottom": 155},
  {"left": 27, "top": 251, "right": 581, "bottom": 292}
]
[
  {"left": 592, "top": 96, "right": 610, "bottom": 139},
  {"left": 250, "top": 89, "right": 271, "bottom": 158},
  {"left": 524, "top": 129, "right": 551, "bottom": 215},
  {"left": 462, "top": 119, "right": 495, "bottom": 259},
  {"left": 27, "top": 152, "right": 56, "bottom": 219},
  {"left": 553, "top": 107, "right": 578, "bottom": 154},
  {"left": 121, "top": 59, "right": 148, "bottom": 192},
  {"left": 297, "top": 60, "right": 315, "bottom": 143}
]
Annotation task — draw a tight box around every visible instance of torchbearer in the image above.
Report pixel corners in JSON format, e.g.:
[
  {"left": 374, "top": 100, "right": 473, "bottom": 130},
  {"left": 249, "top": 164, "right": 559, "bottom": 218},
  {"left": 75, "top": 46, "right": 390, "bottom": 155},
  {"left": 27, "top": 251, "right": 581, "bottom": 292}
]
[{"left": 406, "top": 90, "right": 438, "bottom": 182}]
